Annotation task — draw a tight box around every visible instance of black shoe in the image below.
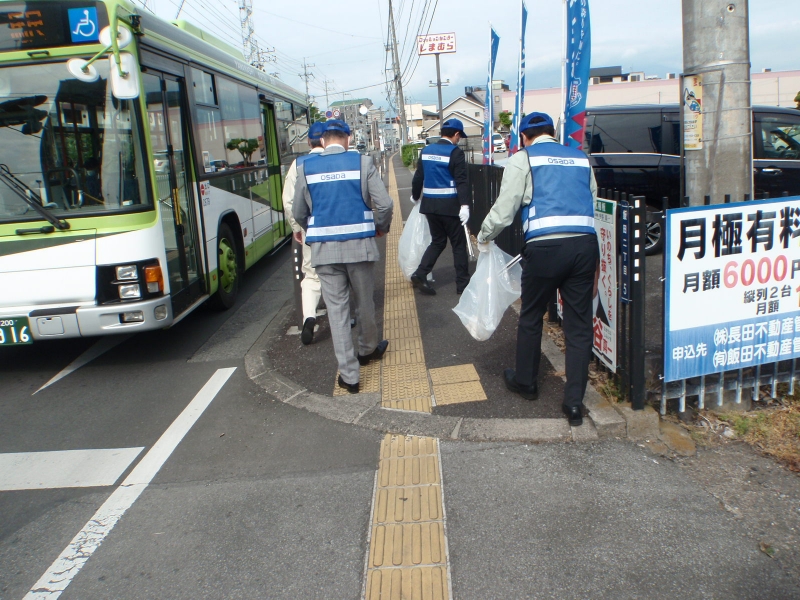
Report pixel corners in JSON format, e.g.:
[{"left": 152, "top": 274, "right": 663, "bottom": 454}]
[
  {"left": 301, "top": 317, "right": 316, "bottom": 345},
  {"left": 503, "top": 368, "right": 538, "bottom": 401},
  {"left": 411, "top": 274, "right": 436, "bottom": 295},
  {"left": 358, "top": 340, "right": 389, "bottom": 366},
  {"left": 337, "top": 375, "right": 359, "bottom": 394},
  {"left": 562, "top": 404, "right": 586, "bottom": 426}
]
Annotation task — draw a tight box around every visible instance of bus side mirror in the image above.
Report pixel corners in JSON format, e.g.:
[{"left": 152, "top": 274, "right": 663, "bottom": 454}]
[{"left": 109, "top": 53, "right": 140, "bottom": 100}]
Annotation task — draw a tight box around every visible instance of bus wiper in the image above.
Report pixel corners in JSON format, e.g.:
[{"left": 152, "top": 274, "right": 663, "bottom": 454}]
[{"left": 0, "top": 164, "right": 69, "bottom": 231}]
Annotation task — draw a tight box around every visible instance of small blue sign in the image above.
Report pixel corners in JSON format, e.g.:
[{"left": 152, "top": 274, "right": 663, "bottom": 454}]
[{"left": 68, "top": 7, "right": 100, "bottom": 43}]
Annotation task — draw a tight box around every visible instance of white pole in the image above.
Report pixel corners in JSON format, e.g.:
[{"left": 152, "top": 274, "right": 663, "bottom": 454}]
[
  {"left": 560, "top": 0, "right": 567, "bottom": 144},
  {"left": 489, "top": 22, "right": 494, "bottom": 165}
]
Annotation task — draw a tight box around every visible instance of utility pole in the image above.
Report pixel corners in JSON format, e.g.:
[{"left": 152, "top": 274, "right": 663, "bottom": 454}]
[
  {"left": 388, "top": 0, "right": 408, "bottom": 144},
  {"left": 682, "top": 0, "right": 753, "bottom": 204},
  {"left": 298, "top": 59, "right": 315, "bottom": 105},
  {"left": 430, "top": 68, "right": 450, "bottom": 135},
  {"left": 322, "top": 79, "right": 334, "bottom": 111}
]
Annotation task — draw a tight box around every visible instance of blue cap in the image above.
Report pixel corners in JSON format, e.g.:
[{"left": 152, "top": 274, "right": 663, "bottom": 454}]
[
  {"left": 322, "top": 119, "right": 351, "bottom": 135},
  {"left": 308, "top": 121, "right": 326, "bottom": 140},
  {"left": 519, "top": 112, "right": 554, "bottom": 133},
  {"left": 441, "top": 118, "right": 467, "bottom": 137}
]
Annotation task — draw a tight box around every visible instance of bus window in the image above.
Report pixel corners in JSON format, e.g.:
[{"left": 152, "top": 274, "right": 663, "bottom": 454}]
[{"left": 0, "top": 61, "right": 149, "bottom": 222}]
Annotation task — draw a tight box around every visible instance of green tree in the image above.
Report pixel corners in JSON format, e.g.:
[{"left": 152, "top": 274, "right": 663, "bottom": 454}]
[
  {"left": 499, "top": 110, "right": 512, "bottom": 129},
  {"left": 226, "top": 138, "right": 259, "bottom": 166},
  {"left": 795, "top": 91, "right": 800, "bottom": 109},
  {"left": 310, "top": 105, "right": 327, "bottom": 123}
]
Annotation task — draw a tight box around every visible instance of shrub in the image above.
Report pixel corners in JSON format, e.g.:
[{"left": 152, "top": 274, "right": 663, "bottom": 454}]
[{"left": 401, "top": 144, "right": 420, "bottom": 167}]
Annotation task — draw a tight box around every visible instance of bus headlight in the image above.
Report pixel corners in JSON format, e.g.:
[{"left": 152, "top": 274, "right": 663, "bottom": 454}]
[
  {"left": 115, "top": 265, "right": 138, "bottom": 280},
  {"left": 118, "top": 284, "right": 141, "bottom": 299},
  {"left": 144, "top": 265, "right": 163, "bottom": 293}
]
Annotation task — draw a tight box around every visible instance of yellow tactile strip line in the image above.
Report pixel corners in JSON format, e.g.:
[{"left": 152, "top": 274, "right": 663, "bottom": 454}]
[
  {"left": 378, "top": 159, "right": 432, "bottom": 412},
  {"left": 364, "top": 434, "right": 452, "bottom": 600}
]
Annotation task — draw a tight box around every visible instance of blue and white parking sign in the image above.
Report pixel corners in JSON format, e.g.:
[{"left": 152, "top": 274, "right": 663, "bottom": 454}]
[
  {"left": 665, "top": 196, "right": 800, "bottom": 381},
  {"left": 68, "top": 7, "right": 100, "bottom": 43}
]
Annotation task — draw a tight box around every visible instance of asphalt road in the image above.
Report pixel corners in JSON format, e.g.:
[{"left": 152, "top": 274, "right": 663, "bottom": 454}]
[{"left": 2, "top": 158, "right": 798, "bottom": 599}]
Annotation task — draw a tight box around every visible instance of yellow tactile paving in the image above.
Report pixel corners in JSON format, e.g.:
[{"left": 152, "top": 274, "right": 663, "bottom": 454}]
[
  {"left": 428, "top": 364, "right": 480, "bottom": 385},
  {"left": 332, "top": 360, "right": 381, "bottom": 396},
  {"left": 366, "top": 567, "right": 449, "bottom": 600},
  {"left": 365, "top": 435, "right": 452, "bottom": 600},
  {"left": 432, "top": 381, "right": 488, "bottom": 406},
  {"left": 380, "top": 159, "right": 432, "bottom": 413}
]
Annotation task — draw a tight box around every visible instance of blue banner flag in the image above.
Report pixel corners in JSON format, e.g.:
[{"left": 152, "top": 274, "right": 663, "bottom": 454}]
[
  {"left": 509, "top": 2, "right": 528, "bottom": 156},
  {"left": 482, "top": 27, "right": 500, "bottom": 164},
  {"left": 564, "top": 0, "right": 591, "bottom": 148}
]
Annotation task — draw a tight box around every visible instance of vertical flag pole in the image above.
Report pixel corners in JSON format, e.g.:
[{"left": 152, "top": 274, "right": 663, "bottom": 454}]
[
  {"left": 560, "top": 0, "right": 567, "bottom": 144},
  {"left": 488, "top": 22, "right": 494, "bottom": 165}
]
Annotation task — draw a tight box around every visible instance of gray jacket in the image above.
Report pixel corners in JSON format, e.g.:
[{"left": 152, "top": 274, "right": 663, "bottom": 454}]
[{"left": 293, "top": 145, "right": 394, "bottom": 266}]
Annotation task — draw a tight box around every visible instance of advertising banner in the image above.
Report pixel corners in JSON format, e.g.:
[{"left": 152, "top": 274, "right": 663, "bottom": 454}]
[
  {"left": 683, "top": 74, "right": 703, "bottom": 151},
  {"left": 594, "top": 198, "right": 617, "bottom": 370},
  {"left": 563, "top": 0, "right": 591, "bottom": 148},
  {"left": 482, "top": 27, "right": 500, "bottom": 165},
  {"left": 620, "top": 203, "right": 631, "bottom": 303},
  {"left": 417, "top": 33, "right": 456, "bottom": 55},
  {"left": 665, "top": 196, "right": 800, "bottom": 381},
  {"left": 509, "top": 1, "right": 527, "bottom": 156}
]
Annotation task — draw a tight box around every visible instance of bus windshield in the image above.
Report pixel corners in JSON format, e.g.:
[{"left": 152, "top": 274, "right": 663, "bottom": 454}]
[{"left": 0, "top": 60, "right": 150, "bottom": 223}]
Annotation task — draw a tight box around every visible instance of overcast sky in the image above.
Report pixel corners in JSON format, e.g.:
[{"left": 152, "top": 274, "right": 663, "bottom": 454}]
[{"left": 143, "top": 0, "right": 798, "bottom": 112}]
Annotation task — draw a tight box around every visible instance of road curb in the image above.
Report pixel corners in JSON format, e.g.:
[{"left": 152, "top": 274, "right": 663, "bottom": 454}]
[{"left": 245, "top": 301, "right": 629, "bottom": 444}]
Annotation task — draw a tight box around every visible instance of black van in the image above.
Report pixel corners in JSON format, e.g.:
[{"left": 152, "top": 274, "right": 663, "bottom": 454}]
[{"left": 582, "top": 105, "right": 800, "bottom": 254}]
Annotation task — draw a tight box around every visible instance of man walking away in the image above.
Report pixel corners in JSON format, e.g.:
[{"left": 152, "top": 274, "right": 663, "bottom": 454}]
[
  {"left": 293, "top": 120, "right": 394, "bottom": 393},
  {"left": 476, "top": 113, "right": 599, "bottom": 426},
  {"left": 282, "top": 121, "right": 326, "bottom": 345},
  {"left": 410, "top": 118, "right": 471, "bottom": 295}
]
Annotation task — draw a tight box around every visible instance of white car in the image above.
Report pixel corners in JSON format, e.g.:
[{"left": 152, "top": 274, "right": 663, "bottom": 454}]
[{"left": 492, "top": 133, "right": 507, "bottom": 153}]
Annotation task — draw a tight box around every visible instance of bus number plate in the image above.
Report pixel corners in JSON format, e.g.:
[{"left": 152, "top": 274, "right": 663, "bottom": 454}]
[{"left": 0, "top": 318, "right": 32, "bottom": 345}]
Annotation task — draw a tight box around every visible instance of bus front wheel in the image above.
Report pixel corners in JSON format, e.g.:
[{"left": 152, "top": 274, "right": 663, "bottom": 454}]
[{"left": 209, "top": 222, "right": 240, "bottom": 310}]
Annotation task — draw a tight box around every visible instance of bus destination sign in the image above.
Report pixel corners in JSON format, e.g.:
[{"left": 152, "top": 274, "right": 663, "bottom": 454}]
[{"left": 0, "top": 2, "right": 107, "bottom": 52}]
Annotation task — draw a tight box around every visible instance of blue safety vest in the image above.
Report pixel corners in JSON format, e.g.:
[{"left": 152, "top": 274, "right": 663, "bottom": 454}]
[
  {"left": 296, "top": 151, "right": 321, "bottom": 168},
  {"left": 420, "top": 143, "right": 457, "bottom": 199},
  {"left": 304, "top": 152, "right": 375, "bottom": 243},
  {"left": 521, "top": 143, "right": 595, "bottom": 240}
]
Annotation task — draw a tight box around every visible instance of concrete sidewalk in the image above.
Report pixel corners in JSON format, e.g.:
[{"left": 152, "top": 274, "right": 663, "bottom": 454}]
[{"left": 247, "top": 152, "right": 629, "bottom": 444}]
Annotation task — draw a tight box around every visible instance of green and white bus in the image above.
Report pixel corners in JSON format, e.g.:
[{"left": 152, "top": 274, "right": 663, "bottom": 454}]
[{"left": 0, "top": 0, "right": 309, "bottom": 345}]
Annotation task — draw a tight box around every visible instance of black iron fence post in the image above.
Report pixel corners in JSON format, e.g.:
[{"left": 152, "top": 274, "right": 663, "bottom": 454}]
[
  {"left": 292, "top": 238, "right": 304, "bottom": 327},
  {"left": 630, "top": 195, "right": 647, "bottom": 410}
]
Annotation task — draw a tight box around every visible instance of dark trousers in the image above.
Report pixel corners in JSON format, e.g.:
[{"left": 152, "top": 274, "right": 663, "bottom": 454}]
[
  {"left": 414, "top": 213, "right": 470, "bottom": 290},
  {"left": 515, "top": 234, "right": 599, "bottom": 409}
]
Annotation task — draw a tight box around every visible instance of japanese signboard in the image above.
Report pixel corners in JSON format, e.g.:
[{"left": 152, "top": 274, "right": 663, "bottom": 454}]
[
  {"left": 594, "top": 199, "right": 617, "bottom": 371},
  {"left": 683, "top": 74, "right": 703, "bottom": 151},
  {"left": 555, "top": 199, "right": 618, "bottom": 371},
  {"left": 620, "top": 203, "right": 631, "bottom": 303},
  {"left": 665, "top": 196, "right": 800, "bottom": 382},
  {"left": 417, "top": 32, "right": 456, "bottom": 56}
]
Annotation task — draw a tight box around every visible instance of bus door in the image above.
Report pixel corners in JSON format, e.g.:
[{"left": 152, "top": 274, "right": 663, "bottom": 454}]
[
  {"left": 142, "top": 71, "right": 204, "bottom": 315},
  {"left": 262, "top": 103, "right": 287, "bottom": 239}
]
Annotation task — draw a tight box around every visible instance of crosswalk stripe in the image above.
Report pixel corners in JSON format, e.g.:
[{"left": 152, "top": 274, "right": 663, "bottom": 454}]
[{"left": 24, "top": 367, "right": 236, "bottom": 600}]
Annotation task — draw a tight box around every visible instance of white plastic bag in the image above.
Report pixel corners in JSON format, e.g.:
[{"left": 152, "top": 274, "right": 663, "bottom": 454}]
[
  {"left": 452, "top": 242, "right": 522, "bottom": 341},
  {"left": 397, "top": 204, "right": 431, "bottom": 280}
]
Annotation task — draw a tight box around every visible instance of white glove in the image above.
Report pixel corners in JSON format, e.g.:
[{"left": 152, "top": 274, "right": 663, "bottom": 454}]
[
  {"left": 410, "top": 195, "right": 419, "bottom": 205},
  {"left": 459, "top": 205, "right": 470, "bottom": 225},
  {"left": 477, "top": 239, "right": 491, "bottom": 253}
]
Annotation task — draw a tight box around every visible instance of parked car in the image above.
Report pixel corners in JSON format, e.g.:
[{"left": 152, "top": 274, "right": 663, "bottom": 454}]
[
  {"left": 582, "top": 104, "right": 800, "bottom": 254},
  {"left": 492, "top": 133, "right": 507, "bottom": 153}
]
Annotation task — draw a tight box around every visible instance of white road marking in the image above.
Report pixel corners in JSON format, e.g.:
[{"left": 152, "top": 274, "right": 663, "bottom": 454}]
[
  {"left": 34, "top": 335, "right": 132, "bottom": 395},
  {"left": 24, "top": 367, "right": 236, "bottom": 600},
  {"left": 0, "top": 448, "right": 144, "bottom": 491}
]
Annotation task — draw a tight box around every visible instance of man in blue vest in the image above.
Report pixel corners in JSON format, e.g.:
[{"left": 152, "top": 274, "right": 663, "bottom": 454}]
[
  {"left": 410, "top": 118, "right": 471, "bottom": 295},
  {"left": 477, "top": 113, "right": 599, "bottom": 426},
  {"left": 282, "top": 121, "right": 326, "bottom": 344},
  {"left": 293, "top": 120, "right": 394, "bottom": 393}
]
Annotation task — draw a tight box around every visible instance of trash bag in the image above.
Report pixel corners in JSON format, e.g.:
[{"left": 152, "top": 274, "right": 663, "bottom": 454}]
[
  {"left": 397, "top": 204, "right": 431, "bottom": 280},
  {"left": 452, "top": 242, "right": 522, "bottom": 341}
]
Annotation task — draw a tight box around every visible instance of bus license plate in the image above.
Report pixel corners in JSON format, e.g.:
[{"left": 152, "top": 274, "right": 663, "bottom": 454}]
[{"left": 0, "top": 318, "right": 32, "bottom": 345}]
